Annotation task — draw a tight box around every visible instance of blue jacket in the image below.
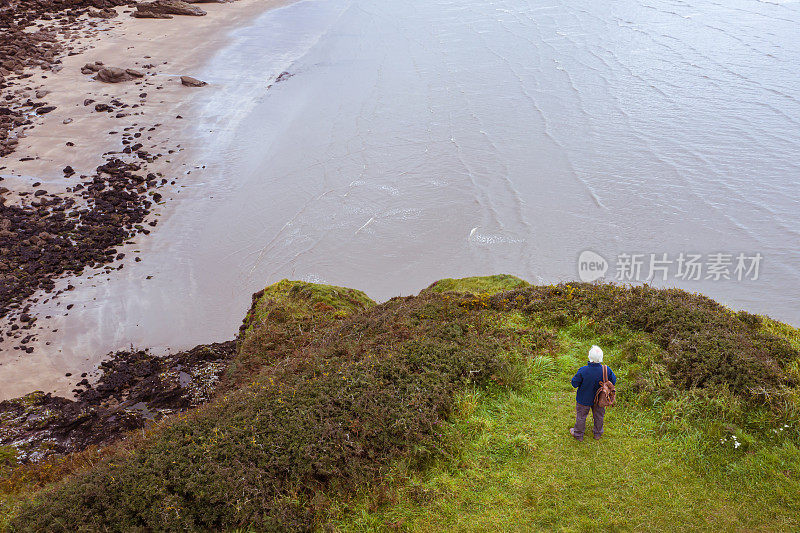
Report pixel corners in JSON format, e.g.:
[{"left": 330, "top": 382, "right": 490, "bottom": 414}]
[{"left": 571, "top": 362, "right": 617, "bottom": 406}]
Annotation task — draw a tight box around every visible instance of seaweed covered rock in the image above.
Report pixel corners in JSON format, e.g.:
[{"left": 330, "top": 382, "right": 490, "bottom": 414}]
[
  {"left": 0, "top": 392, "right": 140, "bottom": 464},
  {"left": 0, "top": 342, "right": 235, "bottom": 463}
]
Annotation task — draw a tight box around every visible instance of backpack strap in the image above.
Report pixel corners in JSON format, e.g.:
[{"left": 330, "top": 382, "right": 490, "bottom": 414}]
[{"left": 602, "top": 365, "right": 607, "bottom": 382}]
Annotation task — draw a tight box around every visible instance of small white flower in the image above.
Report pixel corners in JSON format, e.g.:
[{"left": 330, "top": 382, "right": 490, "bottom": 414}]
[{"left": 734, "top": 441, "right": 741, "bottom": 449}]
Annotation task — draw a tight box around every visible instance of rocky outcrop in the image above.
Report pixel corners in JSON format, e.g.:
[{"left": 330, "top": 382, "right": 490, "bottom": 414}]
[
  {"left": 87, "top": 7, "right": 118, "bottom": 18},
  {"left": 133, "top": 0, "right": 207, "bottom": 18},
  {"left": 80, "top": 60, "right": 103, "bottom": 74},
  {"left": 0, "top": 341, "right": 236, "bottom": 463},
  {"left": 0, "top": 156, "right": 164, "bottom": 330}
]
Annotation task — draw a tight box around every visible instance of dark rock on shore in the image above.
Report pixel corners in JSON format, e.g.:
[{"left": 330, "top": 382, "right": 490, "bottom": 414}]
[
  {"left": 95, "top": 66, "right": 145, "bottom": 83},
  {"left": 180, "top": 75, "right": 206, "bottom": 87},
  {"left": 267, "top": 70, "right": 294, "bottom": 89},
  {"left": 88, "top": 7, "right": 118, "bottom": 18},
  {"left": 0, "top": 0, "right": 129, "bottom": 156},
  {"left": 134, "top": 0, "right": 207, "bottom": 18},
  {"left": 0, "top": 340, "right": 236, "bottom": 463},
  {"left": 0, "top": 157, "right": 162, "bottom": 322}
]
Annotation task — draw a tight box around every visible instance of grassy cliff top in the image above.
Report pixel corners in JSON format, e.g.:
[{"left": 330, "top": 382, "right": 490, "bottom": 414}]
[
  {"left": 424, "top": 274, "right": 531, "bottom": 295},
  {"left": 2, "top": 277, "right": 799, "bottom": 531}
]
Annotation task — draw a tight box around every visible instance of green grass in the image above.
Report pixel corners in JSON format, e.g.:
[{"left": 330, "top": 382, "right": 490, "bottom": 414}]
[
  {"left": 241, "top": 278, "right": 375, "bottom": 329},
  {"left": 329, "top": 326, "right": 800, "bottom": 532},
  {"left": 424, "top": 274, "right": 530, "bottom": 295},
  {"left": 762, "top": 317, "right": 800, "bottom": 352}
]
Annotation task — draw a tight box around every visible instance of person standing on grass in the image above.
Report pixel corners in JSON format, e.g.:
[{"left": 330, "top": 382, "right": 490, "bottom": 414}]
[{"left": 569, "top": 345, "right": 616, "bottom": 442}]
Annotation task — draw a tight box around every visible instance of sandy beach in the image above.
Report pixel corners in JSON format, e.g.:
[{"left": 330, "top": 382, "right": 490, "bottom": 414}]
[
  {"left": 4, "top": 0, "right": 289, "bottom": 181},
  {"left": 0, "top": 0, "right": 289, "bottom": 400}
]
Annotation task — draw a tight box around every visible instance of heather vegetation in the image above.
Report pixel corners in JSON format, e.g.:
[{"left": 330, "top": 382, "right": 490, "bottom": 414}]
[{"left": 2, "top": 277, "right": 799, "bottom": 531}]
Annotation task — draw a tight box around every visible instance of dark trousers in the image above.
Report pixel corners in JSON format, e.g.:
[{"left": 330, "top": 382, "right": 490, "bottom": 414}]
[{"left": 573, "top": 403, "right": 605, "bottom": 439}]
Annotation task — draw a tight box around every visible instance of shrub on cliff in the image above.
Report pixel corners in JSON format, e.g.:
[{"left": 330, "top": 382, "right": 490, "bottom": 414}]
[
  {"left": 488, "top": 283, "right": 798, "bottom": 404},
  {"left": 228, "top": 279, "right": 375, "bottom": 383},
  {"left": 10, "top": 288, "right": 508, "bottom": 531}
]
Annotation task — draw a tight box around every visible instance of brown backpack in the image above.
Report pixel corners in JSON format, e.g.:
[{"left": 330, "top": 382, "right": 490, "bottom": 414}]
[{"left": 594, "top": 365, "right": 616, "bottom": 407}]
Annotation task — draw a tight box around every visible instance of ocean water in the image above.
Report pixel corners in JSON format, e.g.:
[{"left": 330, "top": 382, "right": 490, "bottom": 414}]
[
  {"left": 2, "top": 0, "right": 799, "bottom": 398},
  {"left": 192, "top": 0, "right": 799, "bottom": 319}
]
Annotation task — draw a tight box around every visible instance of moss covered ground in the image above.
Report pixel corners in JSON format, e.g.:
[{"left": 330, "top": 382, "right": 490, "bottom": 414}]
[
  {"left": 2, "top": 276, "right": 799, "bottom": 531},
  {"left": 424, "top": 275, "right": 530, "bottom": 295}
]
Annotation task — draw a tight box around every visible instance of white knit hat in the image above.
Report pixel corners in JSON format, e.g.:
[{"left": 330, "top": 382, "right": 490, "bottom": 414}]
[{"left": 588, "top": 345, "right": 603, "bottom": 363}]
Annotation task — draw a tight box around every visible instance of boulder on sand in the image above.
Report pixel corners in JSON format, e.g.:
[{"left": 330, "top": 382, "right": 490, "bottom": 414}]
[
  {"left": 133, "top": 0, "right": 207, "bottom": 17},
  {"left": 88, "top": 8, "right": 118, "bottom": 18},
  {"left": 95, "top": 67, "right": 145, "bottom": 83},
  {"left": 180, "top": 75, "right": 207, "bottom": 87},
  {"left": 81, "top": 61, "right": 104, "bottom": 74}
]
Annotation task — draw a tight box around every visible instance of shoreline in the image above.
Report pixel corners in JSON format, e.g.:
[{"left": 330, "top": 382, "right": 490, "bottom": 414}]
[
  {"left": 0, "top": 0, "right": 291, "bottom": 400},
  {"left": 2, "top": 0, "right": 291, "bottom": 182}
]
